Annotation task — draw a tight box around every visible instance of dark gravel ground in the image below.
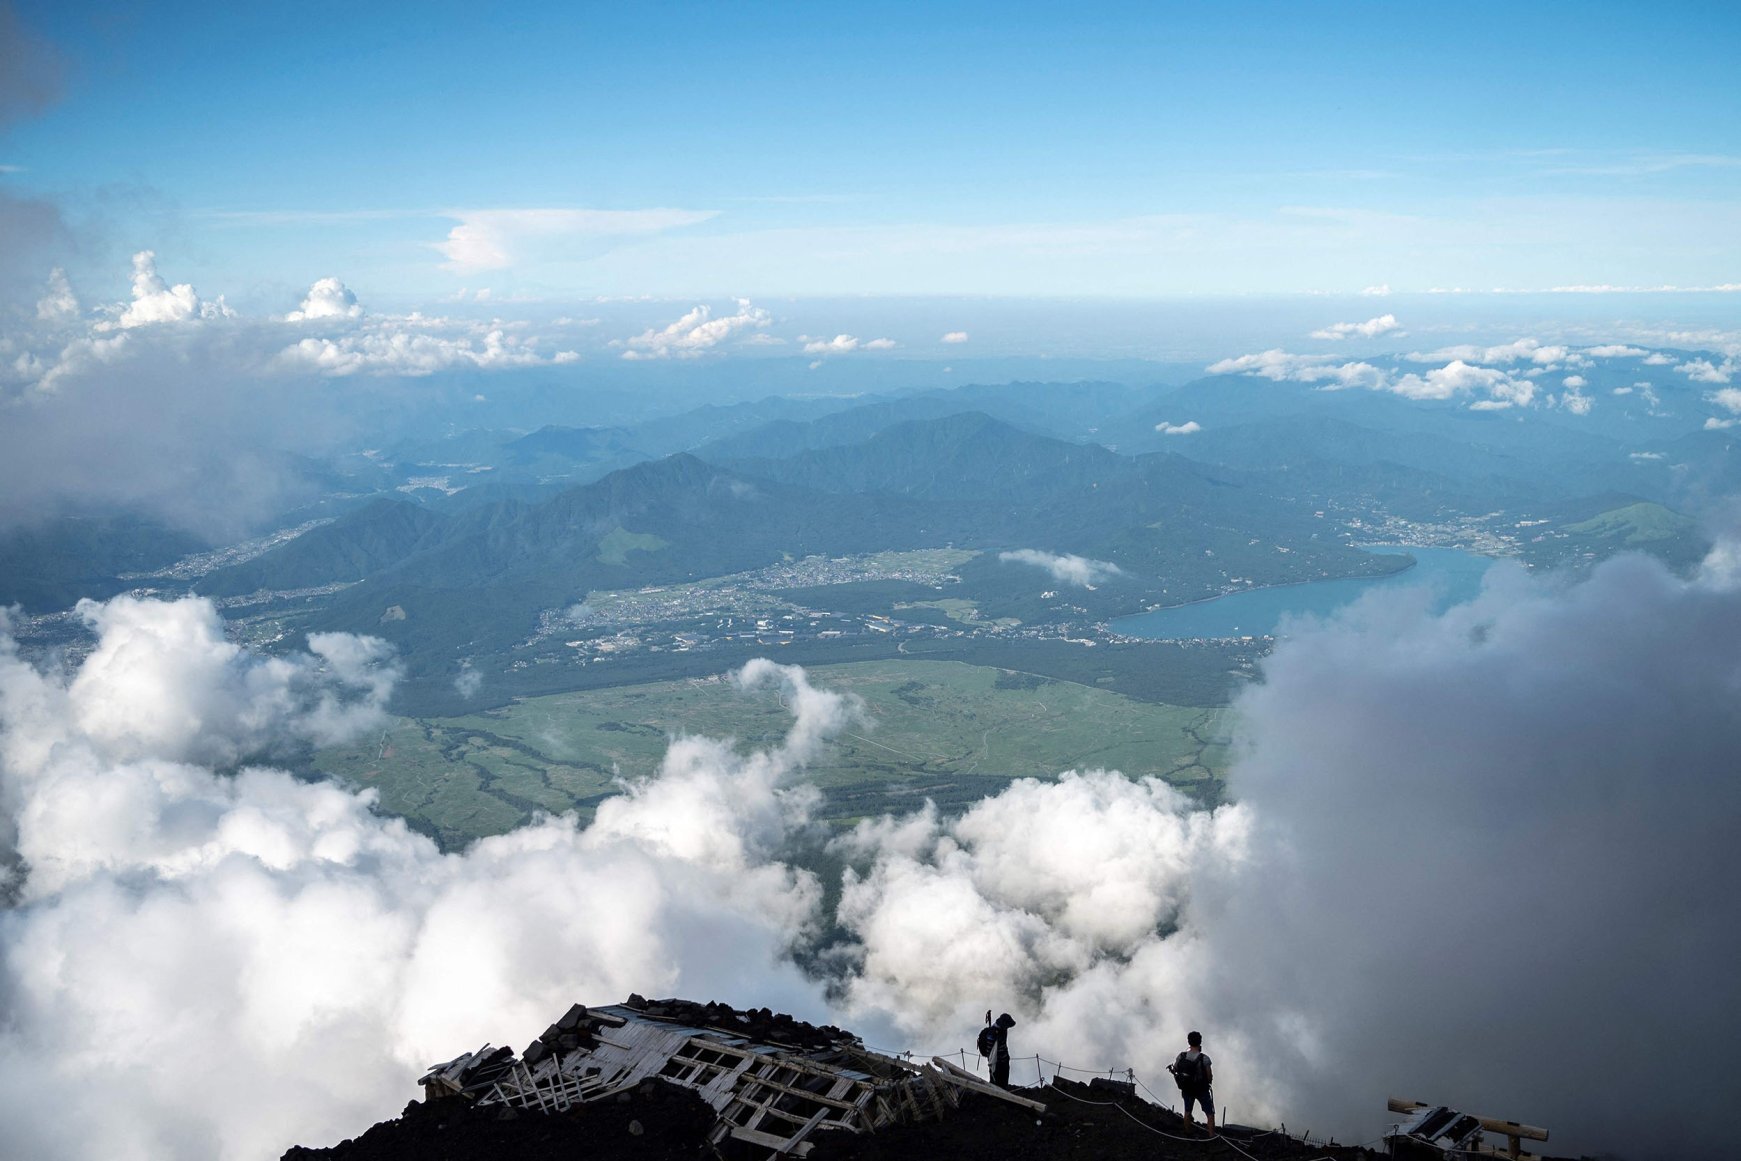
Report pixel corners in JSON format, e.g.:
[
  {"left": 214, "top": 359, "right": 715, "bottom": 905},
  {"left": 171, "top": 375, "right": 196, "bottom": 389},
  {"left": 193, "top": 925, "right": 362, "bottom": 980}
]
[
  {"left": 282, "top": 1076, "right": 1380, "bottom": 1161},
  {"left": 807, "top": 1077, "right": 1377, "bottom": 1161},
  {"left": 281, "top": 1079, "right": 718, "bottom": 1161}
]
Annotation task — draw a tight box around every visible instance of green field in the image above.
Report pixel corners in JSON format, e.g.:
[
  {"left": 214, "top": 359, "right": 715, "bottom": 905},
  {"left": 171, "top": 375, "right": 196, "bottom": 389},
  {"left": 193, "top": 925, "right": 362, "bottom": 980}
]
[{"left": 316, "top": 659, "right": 1231, "bottom": 848}]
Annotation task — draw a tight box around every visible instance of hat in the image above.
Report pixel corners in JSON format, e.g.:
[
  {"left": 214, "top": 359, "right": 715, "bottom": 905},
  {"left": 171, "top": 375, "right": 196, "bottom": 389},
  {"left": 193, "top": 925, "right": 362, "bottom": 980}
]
[{"left": 995, "top": 1012, "right": 1016, "bottom": 1028}]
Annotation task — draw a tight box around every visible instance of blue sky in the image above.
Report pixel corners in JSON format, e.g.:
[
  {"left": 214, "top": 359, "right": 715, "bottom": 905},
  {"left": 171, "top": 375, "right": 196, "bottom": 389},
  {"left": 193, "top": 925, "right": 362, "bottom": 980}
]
[{"left": 5, "top": 0, "right": 1741, "bottom": 305}]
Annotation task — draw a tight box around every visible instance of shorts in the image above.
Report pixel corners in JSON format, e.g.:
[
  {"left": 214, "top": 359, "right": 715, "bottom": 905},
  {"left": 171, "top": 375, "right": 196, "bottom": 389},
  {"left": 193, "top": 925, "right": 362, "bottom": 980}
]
[{"left": 1183, "top": 1087, "right": 1215, "bottom": 1120}]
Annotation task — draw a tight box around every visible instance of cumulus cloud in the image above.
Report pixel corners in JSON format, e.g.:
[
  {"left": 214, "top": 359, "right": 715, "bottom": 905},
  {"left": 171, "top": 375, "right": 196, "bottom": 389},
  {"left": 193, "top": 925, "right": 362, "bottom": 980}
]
[
  {"left": 279, "top": 326, "right": 572, "bottom": 377},
  {"left": 1678, "top": 357, "right": 1736, "bottom": 385},
  {"left": 1208, "top": 349, "right": 1353, "bottom": 382},
  {"left": 1556, "top": 374, "right": 1593, "bottom": 414},
  {"left": 1211, "top": 349, "right": 1535, "bottom": 409},
  {"left": 940, "top": 331, "right": 969, "bottom": 344},
  {"left": 831, "top": 551, "right": 1741, "bottom": 1160},
  {"left": 1403, "top": 338, "right": 1571, "bottom": 367},
  {"left": 286, "top": 277, "right": 363, "bottom": 322},
  {"left": 0, "top": 251, "right": 587, "bottom": 536},
  {"left": 110, "top": 250, "right": 233, "bottom": 329},
  {"left": 1386, "top": 360, "right": 1535, "bottom": 407},
  {"left": 615, "top": 300, "right": 773, "bottom": 360},
  {"left": 800, "top": 334, "right": 897, "bottom": 355},
  {"left": 830, "top": 773, "right": 1243, "bottom": 1036},
  {"left": 9, "top": 565, "right": 1741, "bottom": 1159},
  {"left": 34, "top": 266, "right": 77, "bottom": 323},
  {"left": 997, "top": 549, "right": 1123, "bottom": 588},
  {"left": 1309, "top": 313, "right": 1399, "bottom": 340},
  {"left": 0, "top": 600, "right": 850, "bottom": 1160},
  {"left": 1707, "top": 387, "right": 1741, "bottom": 414},
  {"left": 436, "top": 208, "right": 718, "bottom": 274},
  {"left": 1190, "top": 554, "right": 1741, "bottom": 1158},
  {"left": 1154, "top": 420, "right": 1201, "bottom": 435},
  {"left": 1583, "top": 344, "right": 1648, "bottom": 357}
]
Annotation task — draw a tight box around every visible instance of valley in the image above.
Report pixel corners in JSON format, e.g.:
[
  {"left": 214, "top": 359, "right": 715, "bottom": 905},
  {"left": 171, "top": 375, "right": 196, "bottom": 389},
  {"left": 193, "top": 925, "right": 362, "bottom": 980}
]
[{"left": 313, "top": 658, "right": 1232, "bottom": 849}]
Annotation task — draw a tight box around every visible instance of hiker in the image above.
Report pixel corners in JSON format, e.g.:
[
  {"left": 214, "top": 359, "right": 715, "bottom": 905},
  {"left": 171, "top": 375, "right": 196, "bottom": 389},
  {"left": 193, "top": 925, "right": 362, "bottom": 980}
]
[
  {"left": 1168, "top": 1030, "right": 1216, "bottom": 1136},
  {"left": 976, "top": 1011, "right": 1016, "bottom": 1087}
]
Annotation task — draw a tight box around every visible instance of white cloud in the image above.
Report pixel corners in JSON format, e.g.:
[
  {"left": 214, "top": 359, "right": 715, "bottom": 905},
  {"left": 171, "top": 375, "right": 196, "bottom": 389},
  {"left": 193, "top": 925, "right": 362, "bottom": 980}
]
[
  {"left": 453, "top": 660, "right": 482, "bottom": 699},
  {"left": 10, "top": 561, "right": 1741, "bottom": 1159},
  {"left": 1309, "top": 313, "right": 1400, "bottom": 340},
  {"left": 112, "top": 250, "right": 233, "bottom": 329},
  {"left": 833, "top": 550, "right": 1741, "bottom": 1160},
  {"left": 1154, "top": 420, "right": 1202, "bottom": 435},
  {"left": 1643, "top": 352, "right": 1677, "bottom": 365},
  {"left": 1679, "top": 358, "right": 1736, "bottom": 385},
  {"left": 0, "top": 600, "right": 849, "bottom": 1160},
  {"left": 800, "top": 334, "right": 897, "bottom": 355},
  {"left": 279, "top": 327, "right": 570, "bottom": 376},
  {"left": 1560, "top": 391, "right": 1593, "bottom": 415},
  {"left": 1705, "top": 417, "right": 1737, "bottom": 430},
  {"left": 998, "top": 548, "right": 1123, "bottom": 588},
  {"left": 1208, "top": 349, "right": 1331, "bottom": 380},
  {"left": 436, "top": 208, "right": 718, "bottom": 274},
  {"left": 286, "top": 277, "right": 363, "bottom": 322},
  {"left": 1212, "top": 349, "right": 1535, "bottom": 409},
  {"left": 34, "top": 266, "right": 78, "bottom": 323},
  {"left": 1583, "top": 344, "right": 1648, "bottom": 358},
  {"left": 941, "top": 331, "right": 969, "bottom": 344},
  {"left": 1629, "top": 451, "right": 1664, "bottom": 461},
  {"left": 616, "top": 300, "right": 773, "bottom": 360},
  {"left": 1359, "top": 284, "right": 1391, "bottom": 296},
  {"left": 1707, "top": 387, "right": 1741, "bottom": 414},
  {"left": 1389, "top": 360, "right": 1534, "bottom": 406},
  {"left": 1562, "top": 374, "right": 1587, "bottom": 388},
  {"left": 1403, "top": 337, "right": 1570, "bottom": 366}
]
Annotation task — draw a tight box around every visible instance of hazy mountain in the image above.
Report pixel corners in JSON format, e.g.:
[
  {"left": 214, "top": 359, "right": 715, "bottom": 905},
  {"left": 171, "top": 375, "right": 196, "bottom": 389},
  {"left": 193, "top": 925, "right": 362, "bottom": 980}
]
[{"left": 0, "top": 515, "right": 207, "bottom": 613}]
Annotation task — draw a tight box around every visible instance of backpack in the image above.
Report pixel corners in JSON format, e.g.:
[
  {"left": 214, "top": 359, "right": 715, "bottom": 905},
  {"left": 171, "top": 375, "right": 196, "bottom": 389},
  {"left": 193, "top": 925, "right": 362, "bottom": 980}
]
[
  {"left": 977, "top": 1025, "right": 998, "bottom": 1059},
  {"left": 1171, "top": 1051, "right": 1205, "bottom": 1091}
]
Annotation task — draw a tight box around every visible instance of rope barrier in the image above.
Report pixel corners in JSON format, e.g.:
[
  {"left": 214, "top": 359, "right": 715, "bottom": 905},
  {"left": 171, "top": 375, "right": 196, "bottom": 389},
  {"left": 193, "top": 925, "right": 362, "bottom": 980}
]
[{"left": 858, "top": 1042, "right": 1381, "bottom": 1158}]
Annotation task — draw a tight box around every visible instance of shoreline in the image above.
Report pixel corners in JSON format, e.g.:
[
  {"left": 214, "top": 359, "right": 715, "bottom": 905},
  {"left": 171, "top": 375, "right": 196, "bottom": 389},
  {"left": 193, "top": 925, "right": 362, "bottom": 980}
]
[
  {"left": 1110, "top": 543, "right": 1501, "bottom": 637},
  {"left": 1119, "top": 545, "right": 1423, "bottom": 620}
]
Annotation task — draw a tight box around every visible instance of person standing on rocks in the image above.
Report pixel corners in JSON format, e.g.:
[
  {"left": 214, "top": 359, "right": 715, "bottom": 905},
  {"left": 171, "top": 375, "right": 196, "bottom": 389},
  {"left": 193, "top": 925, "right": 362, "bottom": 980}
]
[
  {"left": 1169, "top": 1030, "right": 1216, "bottom": 1136},
  {"left": 977, "top": 1011, "right": 1016, "bottom": 1087}
]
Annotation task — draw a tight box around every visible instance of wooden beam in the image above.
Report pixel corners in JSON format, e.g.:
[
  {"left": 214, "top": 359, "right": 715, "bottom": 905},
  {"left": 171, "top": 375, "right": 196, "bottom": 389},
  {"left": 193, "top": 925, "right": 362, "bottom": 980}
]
[
  {"left": 1389, "top": 1098, "right": 1549, "bottom": 1142},
  {"left": 930, "top": 1057, "right": 1048, "bottom": 1112}
]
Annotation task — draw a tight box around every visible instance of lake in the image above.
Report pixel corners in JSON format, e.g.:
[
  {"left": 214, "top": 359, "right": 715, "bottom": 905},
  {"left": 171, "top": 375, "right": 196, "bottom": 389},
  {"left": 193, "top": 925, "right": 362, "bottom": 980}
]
[{"left": 1110, "top": 546, "right": 1499, "bottom": 640}]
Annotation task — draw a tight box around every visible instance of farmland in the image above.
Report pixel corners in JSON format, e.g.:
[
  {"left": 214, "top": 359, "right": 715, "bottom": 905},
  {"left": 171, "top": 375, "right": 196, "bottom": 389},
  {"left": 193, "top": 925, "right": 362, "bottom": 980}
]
[{"left": 315, "top": 658, "right": 1231, "bottom": 849}]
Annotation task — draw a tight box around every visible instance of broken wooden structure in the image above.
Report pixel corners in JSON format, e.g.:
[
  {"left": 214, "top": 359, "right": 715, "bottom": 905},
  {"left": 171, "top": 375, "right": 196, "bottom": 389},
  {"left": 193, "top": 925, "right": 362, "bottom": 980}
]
[
  {"left": 1386, "top": 1096, "right": 1549, "bottom": 1161},
  {"left": 420, "top": 995, "right": 1044, "bottom": 1157}
]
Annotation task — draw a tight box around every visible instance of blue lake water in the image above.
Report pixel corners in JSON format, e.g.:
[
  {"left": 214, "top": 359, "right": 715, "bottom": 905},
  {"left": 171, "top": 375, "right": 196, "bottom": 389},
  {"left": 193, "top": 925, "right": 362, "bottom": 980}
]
[{"left": 1110, "top": 546, "right": 1499, "bottom": 640}]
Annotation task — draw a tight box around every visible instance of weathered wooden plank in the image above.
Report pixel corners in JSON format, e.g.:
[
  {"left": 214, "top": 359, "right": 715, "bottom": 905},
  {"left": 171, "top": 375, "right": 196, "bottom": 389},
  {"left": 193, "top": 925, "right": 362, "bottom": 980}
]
[
  {"left": 930, "top": 1057, "right": 1048, "bottom": 1112},
  {"left": 727, "top": 1125, "right": 815, "bottom": 1157}
]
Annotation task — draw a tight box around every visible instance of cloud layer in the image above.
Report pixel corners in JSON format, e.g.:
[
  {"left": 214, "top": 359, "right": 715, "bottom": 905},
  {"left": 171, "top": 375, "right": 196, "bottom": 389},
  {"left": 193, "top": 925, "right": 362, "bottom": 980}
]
[
  {"left": 0, "top": 602, "right": 848, "bottom": 1160},
  {"left": 1208, "top": 348, "right": 1543, "bottom": 410},
  {"left": 5, "top": 556, "right": 1741, "bottom": 1158}
]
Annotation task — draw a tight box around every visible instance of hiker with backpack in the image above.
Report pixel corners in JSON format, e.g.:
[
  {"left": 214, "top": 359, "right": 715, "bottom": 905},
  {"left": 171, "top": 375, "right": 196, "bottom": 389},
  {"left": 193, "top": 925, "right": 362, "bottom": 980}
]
[
  {"left": 1168, "top": 1030, "right": 1216, "bottom": 1136},
  {"left": 977, "top": 1011, "right": 1016, "bottom": 1087}
]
